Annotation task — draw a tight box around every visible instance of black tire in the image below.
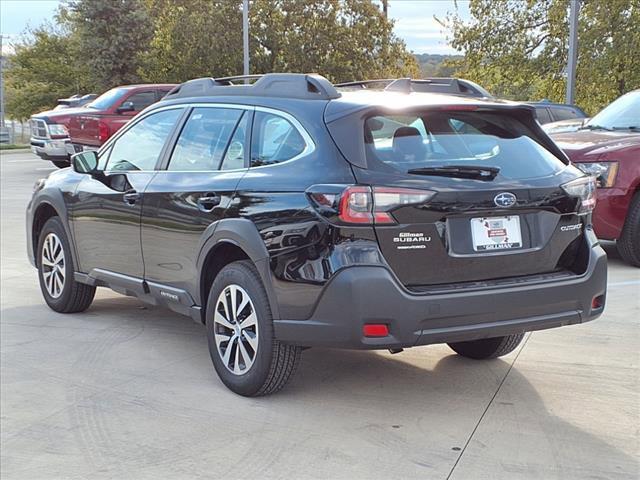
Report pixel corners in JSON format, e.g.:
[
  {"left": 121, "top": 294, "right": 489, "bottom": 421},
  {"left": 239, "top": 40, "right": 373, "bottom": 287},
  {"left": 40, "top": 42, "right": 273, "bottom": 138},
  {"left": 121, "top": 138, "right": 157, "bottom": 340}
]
[
  {"left": 37, "top": 217, "right": 96, "bottom": 313},
  {"left": 206, "top": 260, "right": 301, "bottom": 397},
  {"left": 448, "top": 333, "right": 524, "bottom": 360},
  {"left": 52, "top": 161, "right": 69, "bottom": 168},
  {"left": 617, "top": 192, "right": 640, "bottom": 267}
]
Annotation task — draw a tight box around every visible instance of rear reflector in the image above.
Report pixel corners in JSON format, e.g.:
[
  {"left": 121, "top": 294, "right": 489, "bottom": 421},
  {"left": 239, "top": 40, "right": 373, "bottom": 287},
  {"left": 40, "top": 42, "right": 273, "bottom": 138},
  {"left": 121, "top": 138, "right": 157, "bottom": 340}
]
[
  {"left": 591, "top": 295, "right": 604, "bottom": 310},
  {"left": 363, "top": 324, "right": 389, "bottom": 337}
]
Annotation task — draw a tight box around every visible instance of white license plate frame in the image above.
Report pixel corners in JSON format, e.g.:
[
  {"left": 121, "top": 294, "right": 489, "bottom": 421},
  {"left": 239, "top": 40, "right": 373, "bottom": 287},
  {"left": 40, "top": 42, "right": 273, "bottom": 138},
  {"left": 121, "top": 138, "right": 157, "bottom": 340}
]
[{"left": 470, "top": 216, "right": 522, "bottom": 251}]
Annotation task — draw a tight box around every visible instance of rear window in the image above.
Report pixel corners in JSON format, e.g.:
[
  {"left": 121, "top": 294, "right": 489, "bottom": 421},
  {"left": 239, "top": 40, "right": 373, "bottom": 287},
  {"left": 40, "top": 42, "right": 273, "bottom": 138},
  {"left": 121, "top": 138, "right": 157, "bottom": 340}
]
[{"left": 364, "top": 111, "right": 567, "bottom": 180}]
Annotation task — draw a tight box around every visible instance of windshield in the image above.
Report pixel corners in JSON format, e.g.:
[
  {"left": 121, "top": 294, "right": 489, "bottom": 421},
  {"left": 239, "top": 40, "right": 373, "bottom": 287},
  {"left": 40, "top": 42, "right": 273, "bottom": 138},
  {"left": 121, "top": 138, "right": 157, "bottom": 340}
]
[
  {"left": 87, "top": 88, "right": 129, "bottom": 110},
  {"left": 364, "top": 111, "right": 567, "bottom": 180},
  {"left": 586, "top": 90, "right": 640, "bottom": 130}
]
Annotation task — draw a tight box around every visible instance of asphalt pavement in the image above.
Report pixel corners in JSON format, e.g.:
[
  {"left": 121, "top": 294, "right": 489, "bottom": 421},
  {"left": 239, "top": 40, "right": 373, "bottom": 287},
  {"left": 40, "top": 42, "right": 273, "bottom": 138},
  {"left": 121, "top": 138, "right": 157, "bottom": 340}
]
[{"left": 1, "top": 150, "right": 639, "bottom": 480}]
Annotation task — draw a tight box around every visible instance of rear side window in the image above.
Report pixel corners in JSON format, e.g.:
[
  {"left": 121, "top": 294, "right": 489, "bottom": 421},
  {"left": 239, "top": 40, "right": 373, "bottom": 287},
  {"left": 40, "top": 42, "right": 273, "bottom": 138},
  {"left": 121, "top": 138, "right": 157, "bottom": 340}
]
[
  {"left": 364, "top": 111, "right": 567, "bottom": 180},
  {"left": 169, "top": 107, "right": 243, "bottom": 171},
  {"left": 106, "top": 109, "right": 182, "bottom": 171},
  {"left": 250, "top": 112, "right": 306, "bottom": 167}
]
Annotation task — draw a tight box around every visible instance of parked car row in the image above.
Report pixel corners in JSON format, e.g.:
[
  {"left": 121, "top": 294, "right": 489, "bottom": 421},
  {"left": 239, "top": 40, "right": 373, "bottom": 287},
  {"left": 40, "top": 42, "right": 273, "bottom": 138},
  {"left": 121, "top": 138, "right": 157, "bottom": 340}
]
[{"left": 29, "top": 84, "right": 175, "bottom": 167}]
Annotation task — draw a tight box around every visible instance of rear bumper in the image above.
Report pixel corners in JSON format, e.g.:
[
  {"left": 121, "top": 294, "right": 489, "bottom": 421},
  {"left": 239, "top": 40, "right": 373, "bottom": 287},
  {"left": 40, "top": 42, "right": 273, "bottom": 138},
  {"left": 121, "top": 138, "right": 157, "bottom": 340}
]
[
  {"left": 274, "top": 242, "right": 607, "bottom": 349},
  {"left": 30, "top": 137, "right": 69, "bottom": 161}
]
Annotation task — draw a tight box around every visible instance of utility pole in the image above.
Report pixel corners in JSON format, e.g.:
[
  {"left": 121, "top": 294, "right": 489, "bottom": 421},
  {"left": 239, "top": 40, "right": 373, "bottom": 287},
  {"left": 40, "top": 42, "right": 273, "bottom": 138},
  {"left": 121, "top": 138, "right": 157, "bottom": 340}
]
[
  {"left": 0, "top": 34, "right": 6, "bottom": 128},
  {"left": 566, "top": 0, "right": 580, "bottom": 105},
  {"left": 243, "top": 0, "right": 249, "bottom": 82},
  {"left": 382, "top": 0, "right": 388, "bottom": 18}
]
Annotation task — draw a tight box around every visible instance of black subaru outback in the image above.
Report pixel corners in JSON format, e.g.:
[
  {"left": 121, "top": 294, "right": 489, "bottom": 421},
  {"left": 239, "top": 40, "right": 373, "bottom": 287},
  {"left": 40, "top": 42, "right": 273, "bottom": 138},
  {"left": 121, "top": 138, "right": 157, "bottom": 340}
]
[{"left": 27, "top": 74, "right": 607, "bottom": 396}]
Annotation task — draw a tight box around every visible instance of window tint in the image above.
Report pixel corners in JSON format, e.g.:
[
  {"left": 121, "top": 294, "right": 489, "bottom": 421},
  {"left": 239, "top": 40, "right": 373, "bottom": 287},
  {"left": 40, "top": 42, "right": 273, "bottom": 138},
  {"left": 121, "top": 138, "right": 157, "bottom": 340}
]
[
  {"left": 221, "top": 113, "right": 249, "bottom": 170},
  {"left": 535, "top": 107, "right": 552, "bottom": 124},
  {"left": 106, "top": 109, "right": 182, "bottom": 171},
  {"left": 168, "top": 107, "right": 243, "bottom": 172},
  {"left": 364, "top": 111, "right": 566, "bottom": 180},
  {"left": 551, "top": 107, "right": 578, "bottom": 121},
  {"left": 126, "top": 91, "right": 157, "bottom": 111},
  {"left": 251, "top": 112, "right": 306, "bottom": 167}
]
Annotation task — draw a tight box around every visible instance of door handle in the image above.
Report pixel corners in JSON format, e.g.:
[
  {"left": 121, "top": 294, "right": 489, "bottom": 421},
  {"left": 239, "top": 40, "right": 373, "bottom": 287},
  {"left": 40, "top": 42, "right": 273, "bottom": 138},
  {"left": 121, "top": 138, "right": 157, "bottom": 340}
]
[
  {"left": 123, "top": 190, "right": 140, "bottom": 205},
  {"left": 197, "top": 193, "right": 221, "bottom": 212}
]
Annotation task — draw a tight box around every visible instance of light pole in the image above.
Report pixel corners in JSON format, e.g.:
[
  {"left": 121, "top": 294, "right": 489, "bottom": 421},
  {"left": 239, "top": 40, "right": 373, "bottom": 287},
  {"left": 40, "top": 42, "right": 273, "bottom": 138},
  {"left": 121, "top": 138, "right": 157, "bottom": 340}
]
[
  {"left": 243, "top": 0, "right": 249, "bottom": 81},
  {"left": 566, "top": 0, "right": 580, "bottom": 105},
  {"left": 0, "top": 34, "right": 6, "bottom": 129}
]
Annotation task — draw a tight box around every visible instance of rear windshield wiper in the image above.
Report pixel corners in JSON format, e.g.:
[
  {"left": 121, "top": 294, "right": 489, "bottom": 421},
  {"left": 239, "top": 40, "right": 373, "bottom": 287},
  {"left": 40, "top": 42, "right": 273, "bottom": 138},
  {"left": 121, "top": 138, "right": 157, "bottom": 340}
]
[{"left": 407, "top": 165, "right": 500, "bottom": 181}]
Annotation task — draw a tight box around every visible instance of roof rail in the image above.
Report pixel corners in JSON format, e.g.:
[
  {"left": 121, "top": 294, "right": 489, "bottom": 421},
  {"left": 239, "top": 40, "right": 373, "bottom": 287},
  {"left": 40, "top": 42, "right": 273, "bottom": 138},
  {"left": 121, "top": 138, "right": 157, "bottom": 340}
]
[
  {"left": 335, "top": 77, "right": 492, "bottom": 98},
  {"left": 164, "top": 73, "right": 341, "bottom": 100}
]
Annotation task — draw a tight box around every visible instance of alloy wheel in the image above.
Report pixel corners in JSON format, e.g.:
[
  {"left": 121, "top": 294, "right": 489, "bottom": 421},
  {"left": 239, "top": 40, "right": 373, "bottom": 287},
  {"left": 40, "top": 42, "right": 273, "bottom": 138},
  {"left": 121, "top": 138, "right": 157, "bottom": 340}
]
[
  {"left": 41, "top": 233, "right": 65, "bottom": 298},
  {"left": 213, "top": 284, "right": 259, "bottom": 375}
]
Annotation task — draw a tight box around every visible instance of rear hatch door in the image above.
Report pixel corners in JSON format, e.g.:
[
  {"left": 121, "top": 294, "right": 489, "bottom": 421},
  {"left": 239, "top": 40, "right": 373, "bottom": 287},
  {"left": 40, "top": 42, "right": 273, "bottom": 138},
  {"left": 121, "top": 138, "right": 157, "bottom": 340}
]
[{"left": 327, "top": 103, "right": 591, "bottom": 288}]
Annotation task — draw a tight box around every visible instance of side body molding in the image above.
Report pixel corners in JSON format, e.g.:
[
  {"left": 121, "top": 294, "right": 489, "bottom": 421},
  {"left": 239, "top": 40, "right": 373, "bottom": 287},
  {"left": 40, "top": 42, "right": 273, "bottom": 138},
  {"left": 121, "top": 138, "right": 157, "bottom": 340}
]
[{"left": 196, "top": 218, "right": 280, "bottom": 321}]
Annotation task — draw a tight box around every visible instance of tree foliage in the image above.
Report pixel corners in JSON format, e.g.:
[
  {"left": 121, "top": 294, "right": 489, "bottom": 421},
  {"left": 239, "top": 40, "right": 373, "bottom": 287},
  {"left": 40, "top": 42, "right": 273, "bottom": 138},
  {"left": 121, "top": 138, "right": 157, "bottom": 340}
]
[
  {"left": 5, "top": 25, "right": 92, "bottom": 121},
  {"left": 247, "top": 0, "right": 418, "bottom": 82},
  {"left": 60, "top": 0, "right": 153, "bottom": 90},
  {"left": 5, "top": 0, "right": 418, "bottom": 118},
  {"left": 140, "top": 0, "right": 417, "bottom": 83},
  {"left": 440, "top": 0, "right": 640, "bottom": 114},
  {"left": 139, "top": 0, "right": 244, "bottom": 83}
]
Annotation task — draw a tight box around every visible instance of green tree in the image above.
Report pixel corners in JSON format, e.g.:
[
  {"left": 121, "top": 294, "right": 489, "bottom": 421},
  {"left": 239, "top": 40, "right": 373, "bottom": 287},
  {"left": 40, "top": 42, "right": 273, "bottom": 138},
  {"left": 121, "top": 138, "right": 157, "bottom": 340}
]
[
  {"left": 62, "top": 0, "right": 153, "bottom": 90},
  {"left": 140, "top": 0, "right": 418, "bottom": 83},
  {"left": 440, "top": 0, "right": 640, "bottom": 114},
  {"left": 5, "top": 24, "right": 92, "bottom": 120},
  {"left": 139, "top": 0, "right": 243, "bottom": 82},
  {"left": 248, "top": 0, "right": 419, "bottom": 82}
]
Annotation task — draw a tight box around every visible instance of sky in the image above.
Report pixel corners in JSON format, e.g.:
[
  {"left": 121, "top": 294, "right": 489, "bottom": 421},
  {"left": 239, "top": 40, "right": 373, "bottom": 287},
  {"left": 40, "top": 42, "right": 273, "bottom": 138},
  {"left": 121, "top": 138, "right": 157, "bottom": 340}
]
[{"left": 0, "top": 0, "right": 470, "bottom": 55}]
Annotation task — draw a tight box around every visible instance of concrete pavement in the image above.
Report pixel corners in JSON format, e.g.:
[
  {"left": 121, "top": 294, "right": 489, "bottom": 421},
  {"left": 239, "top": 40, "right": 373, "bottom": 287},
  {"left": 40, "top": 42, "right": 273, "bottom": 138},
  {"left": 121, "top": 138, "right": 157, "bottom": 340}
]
[{"left": 1, "top": 151, "right": 639, "bottom": 479}]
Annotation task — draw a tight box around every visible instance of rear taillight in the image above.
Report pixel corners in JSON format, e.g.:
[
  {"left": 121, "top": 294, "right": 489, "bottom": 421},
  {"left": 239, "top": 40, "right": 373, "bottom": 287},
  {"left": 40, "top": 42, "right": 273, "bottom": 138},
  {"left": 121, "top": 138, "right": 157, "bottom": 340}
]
[
  {"left": 98, "top": 121, "right": 110, "bottom": 143},
  {"left": 561, "top": 176, "right": 596, "bottom": 215},
  {"left": 308, "top": 185, "right": 436, "bottom": 225}
]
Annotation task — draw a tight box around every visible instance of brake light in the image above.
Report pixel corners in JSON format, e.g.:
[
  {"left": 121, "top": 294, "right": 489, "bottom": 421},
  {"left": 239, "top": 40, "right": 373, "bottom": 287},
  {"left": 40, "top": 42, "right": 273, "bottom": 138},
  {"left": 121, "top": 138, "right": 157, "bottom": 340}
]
[
  {"left": 309, "top": 185, "right": 436, "bottom": 225},
  {"left": 561, "top": 176, "right": 597, "bottom": 215},
  {"left": 98, "top": 121, "right": 110, "bottom": 143}
]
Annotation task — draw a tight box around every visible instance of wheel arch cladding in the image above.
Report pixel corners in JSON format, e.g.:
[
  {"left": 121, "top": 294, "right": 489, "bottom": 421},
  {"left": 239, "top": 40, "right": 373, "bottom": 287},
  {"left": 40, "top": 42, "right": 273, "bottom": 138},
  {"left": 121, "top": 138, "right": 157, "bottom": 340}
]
[{"left": 197, "top": 218, "right": 280, "bottom": 322}]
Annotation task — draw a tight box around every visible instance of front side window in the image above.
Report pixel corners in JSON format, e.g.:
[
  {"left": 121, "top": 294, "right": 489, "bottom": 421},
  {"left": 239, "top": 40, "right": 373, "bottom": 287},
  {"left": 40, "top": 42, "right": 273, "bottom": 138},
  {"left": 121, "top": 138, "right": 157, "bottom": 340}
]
[
  {"left": 106, "top": 109, "right": 182, "bottom": 171},
  {"left": 168, "top": 107, "right": 243, "bottom": 171},
  {"left": 251, "top": 112, "right": 306, "bottom": 167},
  {"left": 125, "top": 91, "right": 157, "bottom": 112},
  {"left": 364, "top": 111, "right": 567, "bottom": 180}
]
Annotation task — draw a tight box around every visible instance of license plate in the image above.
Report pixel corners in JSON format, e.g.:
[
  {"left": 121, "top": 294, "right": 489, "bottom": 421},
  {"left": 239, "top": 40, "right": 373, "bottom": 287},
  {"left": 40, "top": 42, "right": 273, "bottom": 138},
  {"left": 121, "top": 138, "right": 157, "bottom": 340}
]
[{"left": 470, "top": 216, "right": 522, "bottom": 251}]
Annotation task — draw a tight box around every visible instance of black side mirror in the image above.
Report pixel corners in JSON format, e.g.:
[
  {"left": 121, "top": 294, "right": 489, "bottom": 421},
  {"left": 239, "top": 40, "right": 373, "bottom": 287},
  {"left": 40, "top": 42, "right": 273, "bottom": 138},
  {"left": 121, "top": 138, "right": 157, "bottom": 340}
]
[
  {"left": 72, "top": 150, "right": 99, "bottom": 174},
  {"left": 117, "top": 101, "right": 135, "bottom": 114}
]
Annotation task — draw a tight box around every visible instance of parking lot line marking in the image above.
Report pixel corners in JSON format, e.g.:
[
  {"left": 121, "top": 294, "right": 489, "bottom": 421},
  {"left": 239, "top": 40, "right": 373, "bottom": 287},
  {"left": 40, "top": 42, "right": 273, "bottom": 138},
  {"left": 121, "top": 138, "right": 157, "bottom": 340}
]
[
  {"left": 445, "top": 332, "right": 532, "bottom": 480},
  {"left": 608, "top": 280, "right": 640, "bottom": 287}
]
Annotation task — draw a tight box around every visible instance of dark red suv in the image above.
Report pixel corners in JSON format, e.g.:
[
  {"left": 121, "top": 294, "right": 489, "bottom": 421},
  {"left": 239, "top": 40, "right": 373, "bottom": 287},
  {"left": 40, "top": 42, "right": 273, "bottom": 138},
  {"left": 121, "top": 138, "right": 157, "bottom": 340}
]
[{"left": 551, "top": 90, "right": 640, "bottom": 266}]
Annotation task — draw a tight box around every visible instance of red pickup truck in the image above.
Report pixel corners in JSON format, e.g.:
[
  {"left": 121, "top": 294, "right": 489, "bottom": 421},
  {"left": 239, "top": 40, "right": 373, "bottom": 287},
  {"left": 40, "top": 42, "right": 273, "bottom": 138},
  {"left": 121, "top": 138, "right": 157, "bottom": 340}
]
[
  {"left": 551, "top": 90, "right": 640, "bottom": 266},
  {"left": 66, "top": 84, "right": 176, "bottom": 159}
]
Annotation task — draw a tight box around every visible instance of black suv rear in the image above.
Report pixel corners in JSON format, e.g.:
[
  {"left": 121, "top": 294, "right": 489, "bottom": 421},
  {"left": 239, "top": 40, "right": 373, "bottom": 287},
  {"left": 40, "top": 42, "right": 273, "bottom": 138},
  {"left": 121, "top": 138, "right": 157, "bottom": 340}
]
[{"left": 27, "top": 74, "right": 607, "bottom": 396}]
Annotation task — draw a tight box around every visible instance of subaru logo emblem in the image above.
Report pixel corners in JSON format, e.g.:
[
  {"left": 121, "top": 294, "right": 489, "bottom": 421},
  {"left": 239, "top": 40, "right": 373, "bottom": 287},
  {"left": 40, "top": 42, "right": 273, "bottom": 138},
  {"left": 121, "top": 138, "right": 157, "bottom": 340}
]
[{"left": 494, "top": 192, "right": 516, "bottom": 208}]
